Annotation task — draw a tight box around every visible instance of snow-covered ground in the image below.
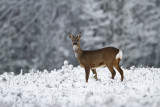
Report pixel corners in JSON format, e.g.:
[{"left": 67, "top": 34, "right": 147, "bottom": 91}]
[{"left": 0, "top": 61, "right": 160, "bottom": 107}]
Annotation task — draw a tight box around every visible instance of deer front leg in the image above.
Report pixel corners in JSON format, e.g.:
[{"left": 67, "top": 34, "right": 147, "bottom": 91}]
[
  {"left": 91, "top": 69, "right": 98, "bottom": 81},
  {"left": 85, "top": 67, "right": 90, "bottom": 82}
]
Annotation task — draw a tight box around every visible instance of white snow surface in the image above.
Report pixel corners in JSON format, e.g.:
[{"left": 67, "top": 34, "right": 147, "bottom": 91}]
[{"left": 0, "top": 61, "right": 160, "bottom": 107}]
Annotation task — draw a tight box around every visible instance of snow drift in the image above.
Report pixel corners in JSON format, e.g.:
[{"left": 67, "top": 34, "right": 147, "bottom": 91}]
[{"left": 0, "top": 61, "right": 160, "bottom": 107}]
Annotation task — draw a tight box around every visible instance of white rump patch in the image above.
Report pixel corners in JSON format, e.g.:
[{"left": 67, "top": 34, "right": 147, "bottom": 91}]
[{"left": 116, "top": 50, "right": 123, "bottom": 59}]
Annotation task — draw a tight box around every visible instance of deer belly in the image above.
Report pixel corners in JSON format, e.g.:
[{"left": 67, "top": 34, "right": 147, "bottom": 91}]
[
  {"left": 91, "top": 65, "right": 106, "bottom": 69},
  {"left": 80, "top": 62, "right": 106, "bottom": 69},
  {"left": 91, "top": 62, "right": 106, "bottom": 69}
]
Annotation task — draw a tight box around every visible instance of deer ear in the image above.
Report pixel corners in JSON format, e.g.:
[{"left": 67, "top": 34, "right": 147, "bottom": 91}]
[
  {"left": 77, "top": 32, "right": 81, "bottom": 38},
  {"left": 68, "top": 33, "right": 74, "bottom": 39}
]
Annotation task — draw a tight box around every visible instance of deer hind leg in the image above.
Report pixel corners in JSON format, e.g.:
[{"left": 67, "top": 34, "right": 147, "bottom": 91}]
[
  {"left": 91, "top": 69, "right": 98, "bottom": 81},
  {"left": 107, "top": 65, "right": 116, "bottom": 80},
  {"left": 85, "top": 67, "right": 90, "bottom": 82},
  {"left": 113, "top": 58, "right": 124, "bottom": 82}
]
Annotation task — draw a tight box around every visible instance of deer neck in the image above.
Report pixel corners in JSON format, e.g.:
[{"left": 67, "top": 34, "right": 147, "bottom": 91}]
[{"left": 73, "top": 46, "right": 83, "bottom": 59}]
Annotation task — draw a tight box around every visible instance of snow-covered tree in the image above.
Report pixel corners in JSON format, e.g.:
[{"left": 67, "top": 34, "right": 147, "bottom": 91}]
[{"left": 0, "top": 0, "right": 160, "bottom": 73}]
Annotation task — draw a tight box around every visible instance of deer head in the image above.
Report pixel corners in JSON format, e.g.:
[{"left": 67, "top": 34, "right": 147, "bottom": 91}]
[{"left": 68, "top": 32, "right": 81, "bottom": 51}]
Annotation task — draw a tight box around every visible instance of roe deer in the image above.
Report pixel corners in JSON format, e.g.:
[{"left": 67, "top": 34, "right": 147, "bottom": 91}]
[{"left": 68, "top": 32, "right": 124, "bottom": 82}]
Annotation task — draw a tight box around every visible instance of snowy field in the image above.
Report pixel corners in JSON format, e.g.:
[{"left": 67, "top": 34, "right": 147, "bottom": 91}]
[{"left": 0, "top": 61, "right": 160, "bottom": 107}]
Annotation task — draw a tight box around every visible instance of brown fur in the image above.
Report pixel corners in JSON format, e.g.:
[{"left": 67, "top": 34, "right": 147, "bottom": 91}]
[{"left": 69, "top": 33, "right": 124, "bottom": 82}]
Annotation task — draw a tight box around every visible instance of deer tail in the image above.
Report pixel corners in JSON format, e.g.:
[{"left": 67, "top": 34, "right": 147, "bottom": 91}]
[{"left": 116, "top": 50, "right": 123, "bottom": 60}]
